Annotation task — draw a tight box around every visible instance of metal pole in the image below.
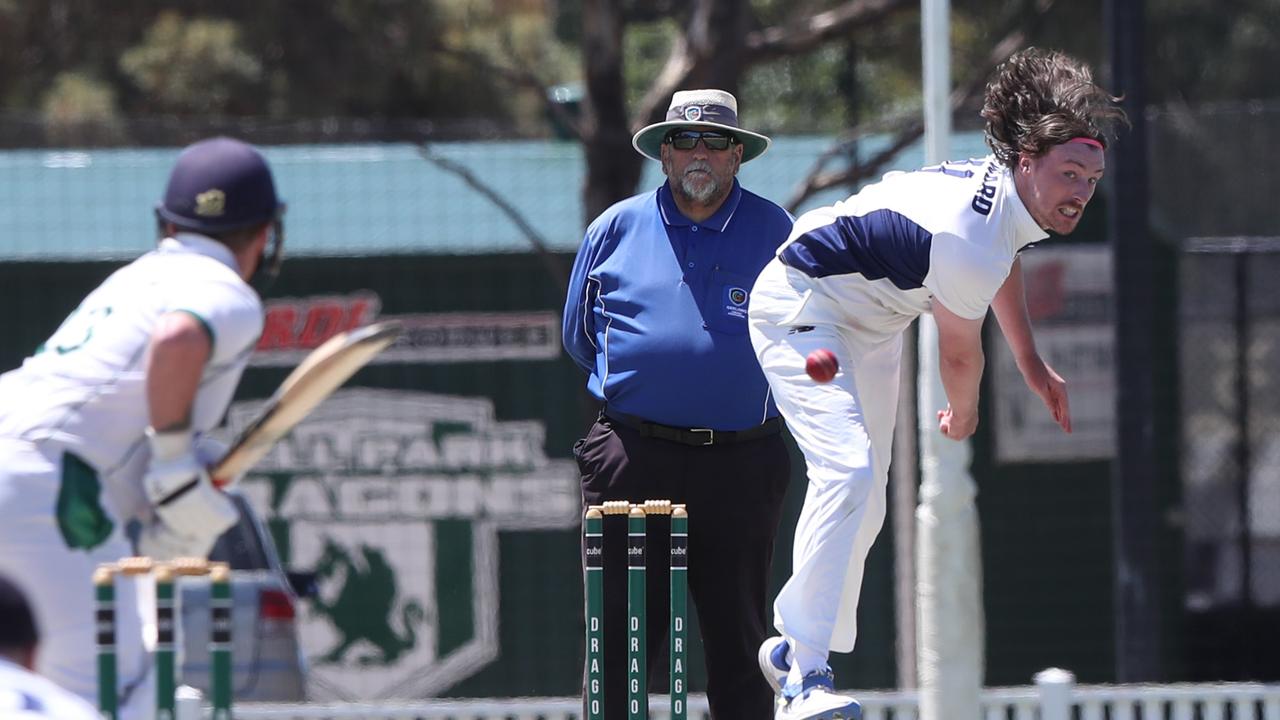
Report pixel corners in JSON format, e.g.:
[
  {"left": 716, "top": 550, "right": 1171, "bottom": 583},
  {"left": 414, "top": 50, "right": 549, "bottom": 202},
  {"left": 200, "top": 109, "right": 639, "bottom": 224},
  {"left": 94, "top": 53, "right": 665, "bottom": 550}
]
[
  {"left": 919, "top": 1, "right": 983, "bottom": 718},
  {"left": 893, "top": 324, "right": 919, "bottom": 689},
  {"left": 1107, "top": 0, "right": 1162, "bottom": 682},
  {"left": 921, "top": 0, "right": 951, "bottom": 162},
  {"left": 1234, "top": 254, "right": 1252, "bottom": 607}
]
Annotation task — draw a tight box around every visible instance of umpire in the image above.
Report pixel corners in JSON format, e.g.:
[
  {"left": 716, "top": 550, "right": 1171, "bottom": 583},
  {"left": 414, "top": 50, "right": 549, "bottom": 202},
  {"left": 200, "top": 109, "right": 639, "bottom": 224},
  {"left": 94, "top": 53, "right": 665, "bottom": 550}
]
[{"left": 563, "top": 89, "right": 793, "bottom": 719}]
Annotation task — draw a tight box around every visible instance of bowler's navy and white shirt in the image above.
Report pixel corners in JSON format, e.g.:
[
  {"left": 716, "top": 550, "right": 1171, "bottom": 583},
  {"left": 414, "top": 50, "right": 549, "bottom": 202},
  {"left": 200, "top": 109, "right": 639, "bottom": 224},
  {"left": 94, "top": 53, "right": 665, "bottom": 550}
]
[
  {"left": 562, "top": 179, "right": 794, "bottom": 430},
  {"left": 761, "top": 155, "right": 1047, "bottom": 343}
]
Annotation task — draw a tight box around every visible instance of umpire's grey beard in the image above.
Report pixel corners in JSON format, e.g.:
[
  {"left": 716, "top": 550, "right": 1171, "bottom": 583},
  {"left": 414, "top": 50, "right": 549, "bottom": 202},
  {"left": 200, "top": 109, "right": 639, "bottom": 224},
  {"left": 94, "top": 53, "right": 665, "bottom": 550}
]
[{"left": 678, "top": 161, "right": 720, "bottom": 203}]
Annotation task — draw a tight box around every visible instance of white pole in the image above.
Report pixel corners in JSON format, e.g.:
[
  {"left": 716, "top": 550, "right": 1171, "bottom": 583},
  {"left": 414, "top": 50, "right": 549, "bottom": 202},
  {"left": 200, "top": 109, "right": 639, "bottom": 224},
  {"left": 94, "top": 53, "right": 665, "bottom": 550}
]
[
  {"left": 174, "top": 685, "right": 204, "bottom": 720},
  {"left": 922, "top": 0, "right": 951, "bottom": 163},
  {"left": 917, "top": 2, "right": 984, "bottom": 720},
  {"left": 1034, "top": 668, "right": 1077, "bottom": 720}
]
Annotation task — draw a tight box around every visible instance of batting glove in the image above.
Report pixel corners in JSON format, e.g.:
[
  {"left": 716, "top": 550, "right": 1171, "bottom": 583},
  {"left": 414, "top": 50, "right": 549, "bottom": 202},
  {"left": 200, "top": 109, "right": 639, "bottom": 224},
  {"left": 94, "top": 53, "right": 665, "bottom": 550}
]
[{"left": 140, "top": 428, "right": 239, "bottom": 560}]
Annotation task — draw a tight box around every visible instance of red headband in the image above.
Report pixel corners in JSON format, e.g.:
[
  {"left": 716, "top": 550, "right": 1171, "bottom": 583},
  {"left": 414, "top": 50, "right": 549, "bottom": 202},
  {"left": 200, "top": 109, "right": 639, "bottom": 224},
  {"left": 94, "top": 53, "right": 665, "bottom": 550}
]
[{"left": 1067, "top": 137, "right": 1104, "bottom": 150}]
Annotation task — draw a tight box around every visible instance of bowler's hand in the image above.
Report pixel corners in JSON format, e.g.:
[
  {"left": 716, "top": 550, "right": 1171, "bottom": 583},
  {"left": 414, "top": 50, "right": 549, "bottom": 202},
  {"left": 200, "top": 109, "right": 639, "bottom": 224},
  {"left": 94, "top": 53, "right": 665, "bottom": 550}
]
[
  {"left": 937, "top": 405, "right": 978, "bottom": 441},
  {"left": 1018, "top": 355, "right": 1072, "bottom": 433}
]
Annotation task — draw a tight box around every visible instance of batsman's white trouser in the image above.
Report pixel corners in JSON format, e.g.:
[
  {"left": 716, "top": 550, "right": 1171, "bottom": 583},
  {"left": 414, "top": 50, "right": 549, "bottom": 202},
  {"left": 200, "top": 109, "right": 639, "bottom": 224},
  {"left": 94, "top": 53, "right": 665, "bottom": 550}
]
[
  {"left": 748, "top": 261, "right": 901, "bottom": 658},
  {"left": 0, "top": 439, "right": 156, "bottom": 720}
]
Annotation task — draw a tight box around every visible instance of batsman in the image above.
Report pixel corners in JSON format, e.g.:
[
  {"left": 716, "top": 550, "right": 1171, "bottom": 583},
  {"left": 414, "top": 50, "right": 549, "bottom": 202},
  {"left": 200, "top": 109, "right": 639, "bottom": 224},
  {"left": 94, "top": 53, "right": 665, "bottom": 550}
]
[{"left": 0, "top": 137, "right": 285, "bottom": 718}]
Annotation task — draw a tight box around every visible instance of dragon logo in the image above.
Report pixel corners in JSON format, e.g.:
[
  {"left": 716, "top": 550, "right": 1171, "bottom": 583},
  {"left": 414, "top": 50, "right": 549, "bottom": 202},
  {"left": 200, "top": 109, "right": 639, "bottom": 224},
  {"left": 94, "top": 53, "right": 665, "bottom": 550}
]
[{"left": 310, "top": 538, "right": 428, "bottom": 665}]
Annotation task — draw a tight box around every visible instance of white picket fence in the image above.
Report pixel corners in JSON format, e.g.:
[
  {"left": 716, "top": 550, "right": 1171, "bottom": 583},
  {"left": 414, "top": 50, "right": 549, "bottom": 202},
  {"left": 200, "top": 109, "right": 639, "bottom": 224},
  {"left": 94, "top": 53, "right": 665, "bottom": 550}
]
[{"left": 182, "top": 672, "right": 1280, "bottom": 720}]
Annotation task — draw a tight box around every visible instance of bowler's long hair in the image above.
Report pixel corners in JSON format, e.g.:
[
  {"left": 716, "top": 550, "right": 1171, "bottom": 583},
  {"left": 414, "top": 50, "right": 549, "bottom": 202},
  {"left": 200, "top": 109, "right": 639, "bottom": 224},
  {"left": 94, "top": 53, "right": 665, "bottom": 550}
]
[{"left": 982, "top": 47, "right": 1129, "bottom": 168}]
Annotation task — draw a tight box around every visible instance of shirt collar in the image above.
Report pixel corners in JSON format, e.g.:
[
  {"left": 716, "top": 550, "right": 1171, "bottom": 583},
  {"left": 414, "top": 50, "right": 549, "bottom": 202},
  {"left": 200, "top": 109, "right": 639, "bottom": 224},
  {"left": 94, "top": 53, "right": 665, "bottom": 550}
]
[
  {"left": 158, "top": 233, "right": 241, "bottom": 274},
  {"left": 998, "top": 164, "right": 1049, "bottom": 250},
  {"left": 657, "top": 179, "right": 743, "bottom": 232}
]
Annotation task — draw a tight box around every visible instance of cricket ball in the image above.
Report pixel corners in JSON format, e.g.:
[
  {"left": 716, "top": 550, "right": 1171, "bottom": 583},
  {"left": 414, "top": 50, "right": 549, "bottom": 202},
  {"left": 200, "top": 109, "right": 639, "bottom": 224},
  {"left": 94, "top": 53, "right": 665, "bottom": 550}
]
[{"left": 805, "top": 348, "right": 839, "bottom": 383}]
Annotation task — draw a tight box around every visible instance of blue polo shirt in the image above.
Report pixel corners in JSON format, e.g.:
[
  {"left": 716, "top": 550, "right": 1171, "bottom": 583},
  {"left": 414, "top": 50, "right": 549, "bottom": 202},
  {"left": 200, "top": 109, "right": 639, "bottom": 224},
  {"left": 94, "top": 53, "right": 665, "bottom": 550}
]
[{"left": 562, "top": 179, "right": 793, "bottom": 430}]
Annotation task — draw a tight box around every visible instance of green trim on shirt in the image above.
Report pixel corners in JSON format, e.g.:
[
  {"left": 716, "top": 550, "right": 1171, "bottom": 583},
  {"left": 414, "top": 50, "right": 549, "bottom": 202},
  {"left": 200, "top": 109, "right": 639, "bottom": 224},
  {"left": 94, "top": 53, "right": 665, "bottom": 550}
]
[{"left": 174, "top": 309, "right": 216, "bottom": 350}]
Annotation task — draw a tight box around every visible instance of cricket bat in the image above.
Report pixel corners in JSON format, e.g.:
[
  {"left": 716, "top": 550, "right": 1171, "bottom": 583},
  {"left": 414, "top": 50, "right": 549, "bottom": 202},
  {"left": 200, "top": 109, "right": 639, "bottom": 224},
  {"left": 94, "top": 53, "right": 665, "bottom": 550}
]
[{"left": 211, "top": 320, "right": 403, "bottom": 487}]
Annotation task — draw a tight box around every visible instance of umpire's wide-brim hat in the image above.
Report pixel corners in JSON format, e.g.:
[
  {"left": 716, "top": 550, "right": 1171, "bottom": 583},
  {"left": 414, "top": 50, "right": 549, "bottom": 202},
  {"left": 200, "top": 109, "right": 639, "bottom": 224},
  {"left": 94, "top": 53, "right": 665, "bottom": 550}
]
[{"left": 632, "top": 89, "right": 771, "bottom": 163}]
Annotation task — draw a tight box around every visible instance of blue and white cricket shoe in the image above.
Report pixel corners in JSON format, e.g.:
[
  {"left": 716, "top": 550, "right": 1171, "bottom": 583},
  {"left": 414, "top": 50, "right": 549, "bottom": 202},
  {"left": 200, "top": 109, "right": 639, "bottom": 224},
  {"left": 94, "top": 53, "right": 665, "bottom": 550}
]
[
  {"left": 758, "top": 636, "right": 791, "bottom": 694},
  {"left": 775, "top": 669, "right": 861, "bottom": 720}
]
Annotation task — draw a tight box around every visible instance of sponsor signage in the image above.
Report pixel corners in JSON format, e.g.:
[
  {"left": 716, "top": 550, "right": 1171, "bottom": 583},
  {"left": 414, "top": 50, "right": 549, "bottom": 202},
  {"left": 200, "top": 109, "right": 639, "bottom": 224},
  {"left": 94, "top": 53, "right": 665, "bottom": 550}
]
[
  {"left": 231, "top": 389, "right": 580, "bottom": 700},
  {"left": 252, "top": 292, "right": 560, "bottom": 366}
]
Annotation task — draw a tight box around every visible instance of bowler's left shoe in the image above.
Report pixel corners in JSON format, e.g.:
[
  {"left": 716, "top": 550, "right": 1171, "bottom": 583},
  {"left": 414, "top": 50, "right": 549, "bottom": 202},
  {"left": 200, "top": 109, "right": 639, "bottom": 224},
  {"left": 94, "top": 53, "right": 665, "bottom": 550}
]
[{"left": 775, "top": 669, "right": 861, "bottom": 720}]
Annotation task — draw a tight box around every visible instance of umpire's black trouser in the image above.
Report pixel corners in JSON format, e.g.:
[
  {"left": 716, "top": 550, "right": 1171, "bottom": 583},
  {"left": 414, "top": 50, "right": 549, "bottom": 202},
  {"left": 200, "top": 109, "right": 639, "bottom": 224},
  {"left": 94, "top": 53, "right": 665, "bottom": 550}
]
[{"left": 576, "top": 412, "right": 791, "bottom": 720}]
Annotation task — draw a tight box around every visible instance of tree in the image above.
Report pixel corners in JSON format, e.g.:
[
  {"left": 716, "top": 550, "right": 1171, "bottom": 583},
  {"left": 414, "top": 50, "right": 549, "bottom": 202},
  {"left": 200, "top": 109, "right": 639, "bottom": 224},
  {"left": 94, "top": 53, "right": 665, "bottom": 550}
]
[
  {"left": 562, "top": 0, "right": 1085, "bottom": 222},
  {"left": 575, "top": 0, "right": 919, "bottom": 221},
  {"left": 119, "top": 12, "right": 263, "bottom": 115}
]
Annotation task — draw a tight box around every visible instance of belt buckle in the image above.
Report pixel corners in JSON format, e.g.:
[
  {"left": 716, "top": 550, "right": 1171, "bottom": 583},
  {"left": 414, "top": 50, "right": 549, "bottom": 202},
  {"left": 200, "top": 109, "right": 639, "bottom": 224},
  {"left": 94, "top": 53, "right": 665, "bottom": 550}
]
[{"left": 691, "top": 428, "right": 715, "bottom": 446}]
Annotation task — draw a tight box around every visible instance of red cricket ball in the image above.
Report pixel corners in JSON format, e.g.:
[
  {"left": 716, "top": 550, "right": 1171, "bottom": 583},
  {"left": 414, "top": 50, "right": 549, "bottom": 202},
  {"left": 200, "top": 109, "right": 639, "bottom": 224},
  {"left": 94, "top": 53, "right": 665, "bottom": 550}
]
[{"left": 805, "top": 348, "right": 839, "bottom": 383}]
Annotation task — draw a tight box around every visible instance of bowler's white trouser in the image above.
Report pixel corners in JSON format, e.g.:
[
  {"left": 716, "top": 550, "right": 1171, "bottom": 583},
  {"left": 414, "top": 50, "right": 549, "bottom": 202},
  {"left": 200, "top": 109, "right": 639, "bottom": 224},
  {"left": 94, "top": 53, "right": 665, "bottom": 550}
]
[
  {"left": 748, "top": 261, "right": 902, "bottom": 658},
  {"left": 0, "top": 439, "right": 155, "bottom": 720}
]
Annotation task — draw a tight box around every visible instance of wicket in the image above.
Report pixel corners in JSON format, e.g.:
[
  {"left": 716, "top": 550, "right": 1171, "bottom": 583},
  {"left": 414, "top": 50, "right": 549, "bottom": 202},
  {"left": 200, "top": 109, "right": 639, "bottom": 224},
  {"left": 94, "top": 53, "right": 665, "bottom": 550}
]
[
  {"left": 94, "top": 556, "right": 233, "bottom": 720},
  {"left": 585, "top": 499, "right": 688, "bottom": 720}
]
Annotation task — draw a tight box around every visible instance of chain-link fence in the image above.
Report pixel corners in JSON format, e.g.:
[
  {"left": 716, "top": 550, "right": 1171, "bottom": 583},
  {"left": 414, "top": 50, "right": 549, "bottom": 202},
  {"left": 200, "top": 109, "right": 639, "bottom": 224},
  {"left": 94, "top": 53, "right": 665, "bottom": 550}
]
[
  {"left": 0, "top": 120, "right": 989, "bottom": 262},
  {"left": 1177, "top": 237, "right": 1280, "bottom": 680},
  {"left": 1152, "top": 102, "right": 1280, "bottom": 681}
]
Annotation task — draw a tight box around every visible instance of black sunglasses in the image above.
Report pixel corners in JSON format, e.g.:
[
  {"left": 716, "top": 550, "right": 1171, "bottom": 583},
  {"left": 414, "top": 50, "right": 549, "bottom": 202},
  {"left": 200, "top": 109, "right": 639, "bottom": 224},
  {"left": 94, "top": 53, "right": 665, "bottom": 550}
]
[{"left": 664, "top": 130, "right": 737, "bottom": 151}]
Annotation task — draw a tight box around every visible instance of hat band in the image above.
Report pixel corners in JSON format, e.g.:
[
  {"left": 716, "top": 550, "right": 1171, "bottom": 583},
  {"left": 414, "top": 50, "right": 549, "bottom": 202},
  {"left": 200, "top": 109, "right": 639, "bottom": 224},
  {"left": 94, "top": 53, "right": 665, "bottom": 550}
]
[{"left": 666, "top": 102, "right": 738, "bottom": 127}]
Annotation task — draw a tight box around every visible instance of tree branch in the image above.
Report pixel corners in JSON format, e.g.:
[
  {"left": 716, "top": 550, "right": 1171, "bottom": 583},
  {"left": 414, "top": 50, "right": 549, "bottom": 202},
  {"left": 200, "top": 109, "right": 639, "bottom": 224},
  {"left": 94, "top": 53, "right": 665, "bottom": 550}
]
[
  {"left": 426, "top": 42, "right": 584, "bottom": 142},
  {"left": 783, "top": 0, "right": 1060, "bottom": 212},
  {"left": 783, "top": 114, "right": 924, "bottom": 212},
  {"left": 745, "top": 0, "right": 916, "bottom": 63},
  {"left": 635, "top": 0, "right": 916, "bottom": 134},
  {"left": 416, "top": 143, "right": 570, "bottom": 291}
]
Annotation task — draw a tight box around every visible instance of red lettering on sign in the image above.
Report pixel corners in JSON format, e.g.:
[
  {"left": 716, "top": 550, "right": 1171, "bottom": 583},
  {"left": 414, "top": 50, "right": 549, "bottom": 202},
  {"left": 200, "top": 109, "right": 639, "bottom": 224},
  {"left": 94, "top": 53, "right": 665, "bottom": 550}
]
[
  {"left": 345, "top": 296, "right": 375, "bottom": 333},
  {"left": 254, "top": 293, "right": 383, "bottom": 354},
  {"left": 297, "top": 302, "right": 346, "bottom": 348},
  {"left": 257, "top": 306, "right": 298, "bottom": 350}
]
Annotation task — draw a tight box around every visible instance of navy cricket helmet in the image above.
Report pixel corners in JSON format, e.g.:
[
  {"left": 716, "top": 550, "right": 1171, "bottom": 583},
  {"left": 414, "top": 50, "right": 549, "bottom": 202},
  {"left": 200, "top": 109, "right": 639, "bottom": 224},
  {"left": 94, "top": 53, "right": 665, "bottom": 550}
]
[{"left": 156, "top": 137, "right": 285, "bottom": 233}]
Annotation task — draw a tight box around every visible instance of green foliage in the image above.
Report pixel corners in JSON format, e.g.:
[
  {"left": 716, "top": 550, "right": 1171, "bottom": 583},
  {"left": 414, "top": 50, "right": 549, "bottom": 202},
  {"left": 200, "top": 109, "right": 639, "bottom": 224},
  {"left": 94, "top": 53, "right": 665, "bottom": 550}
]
[
  {"left": 40, "top": 72, "right": 126, "bottom": 145},
  {"left": 443, "top": 5, "right": 580, "bottom": 133},
  {"left": 622, "top": 19, "right": 679, "bottom": 110},
  {"left": 742, "top": 46, "right": 852, "bottom": 134},
  {"left": 1, "top": 0, "right": 1279, "bottom": 132},
  {"left": 42, "top": 72, "right": 120, "bottom": 122},
  {"left": 119, "top": 12, "right": 263, "bottom": 115}
]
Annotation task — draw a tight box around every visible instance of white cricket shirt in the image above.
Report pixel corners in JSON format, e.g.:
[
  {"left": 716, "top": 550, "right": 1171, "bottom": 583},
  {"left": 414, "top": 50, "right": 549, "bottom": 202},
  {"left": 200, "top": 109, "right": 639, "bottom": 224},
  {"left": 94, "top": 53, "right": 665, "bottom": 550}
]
[
  {"left": 0, "top": 657, "right": 101, "bottom": 720},
  {"left": 764, "top": 155, "right": 1047, "bottom": 344},
  {"left": 0, "top": 234, "right": 263, "bottom": 519}
]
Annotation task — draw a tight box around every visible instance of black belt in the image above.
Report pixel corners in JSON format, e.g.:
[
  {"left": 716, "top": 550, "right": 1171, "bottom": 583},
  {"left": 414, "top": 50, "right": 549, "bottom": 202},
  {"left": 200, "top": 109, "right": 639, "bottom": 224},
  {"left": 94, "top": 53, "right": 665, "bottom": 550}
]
[{"left": 602, "top": 410, "right": 783, "bottom": 447}]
